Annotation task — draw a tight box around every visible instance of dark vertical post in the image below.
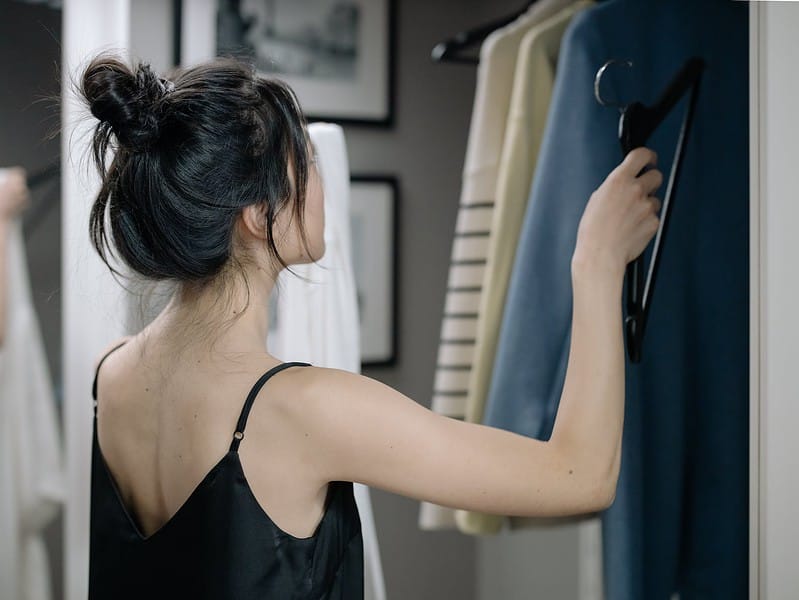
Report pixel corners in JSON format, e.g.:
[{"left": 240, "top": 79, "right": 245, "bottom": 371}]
[{"left": 172, "top": 0, "right": 183, "bottom": 67}]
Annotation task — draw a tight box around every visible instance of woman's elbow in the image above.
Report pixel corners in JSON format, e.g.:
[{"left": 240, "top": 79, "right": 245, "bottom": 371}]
[
  {"left": 596, "top": 478, "right": 617, "bottom": 511},
  {"left": 554, "top": 441, "right": 620, "bottom": 512},
  {"left": 575, "top": 460, "right": 619, "bottom": 513},
  {"left": 575, "top": 477, "right": 616, "bottom": 514},
  {"left": 592, "top": 461, "right": 621, "bottom": 511}
]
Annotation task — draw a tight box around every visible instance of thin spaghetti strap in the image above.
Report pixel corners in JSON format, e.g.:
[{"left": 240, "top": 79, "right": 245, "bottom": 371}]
[
  {"left": 230, "top": 362, "right": 311, "bottom": 452},
  {"left": 92, "top": 341, "right": 129, "bottom": 408}
]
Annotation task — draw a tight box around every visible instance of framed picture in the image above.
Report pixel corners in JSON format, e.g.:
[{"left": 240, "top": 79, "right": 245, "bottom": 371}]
[
  {"left": 178, "top": 0, "right": 395, "bottom": 126},
  {"left": 350, "top": 176, "right": 398, "bottom": 366}
]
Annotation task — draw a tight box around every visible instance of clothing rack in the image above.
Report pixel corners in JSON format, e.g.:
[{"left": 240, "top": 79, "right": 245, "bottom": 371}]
[{"left": 431, "top": 2, "right": 536, "bottom": 64}]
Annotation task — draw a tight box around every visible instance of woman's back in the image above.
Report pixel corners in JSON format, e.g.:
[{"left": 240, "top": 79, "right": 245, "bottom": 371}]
[{"left": 89, "top": 339, "right": 364, "bottom": 599}]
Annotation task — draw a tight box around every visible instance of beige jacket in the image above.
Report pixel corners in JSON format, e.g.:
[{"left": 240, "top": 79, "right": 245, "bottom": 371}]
[
  {"left": 420, "top": 0, "right": 579, "bottom": 531},
  {"left": 454, "top": 0, "right": 596, "bottom": 535}
]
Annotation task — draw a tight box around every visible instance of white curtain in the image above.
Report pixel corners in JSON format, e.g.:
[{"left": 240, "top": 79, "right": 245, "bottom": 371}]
[{"left": 0, "top": 207, "right": 64, "bottom": 600}]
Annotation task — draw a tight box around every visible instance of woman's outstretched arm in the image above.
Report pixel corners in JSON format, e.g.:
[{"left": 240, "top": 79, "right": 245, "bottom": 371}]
[
  {"left": 285, "top": 257, "right": 622, "bottom": 517},
  {"left": 278, "top": 148, "right": 662, "bottom": 517}
]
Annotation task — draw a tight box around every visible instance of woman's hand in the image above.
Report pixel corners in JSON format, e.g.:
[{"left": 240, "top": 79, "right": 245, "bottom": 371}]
[
  {"left": 0, "top": 168, "right": 30, "bottom": 222},
  {"left": 574, "top": 147, "right": 663, "bottom": 273}
]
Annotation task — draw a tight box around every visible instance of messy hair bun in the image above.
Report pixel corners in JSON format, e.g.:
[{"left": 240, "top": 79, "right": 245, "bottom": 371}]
[
  {"left": 79, "top": 53, "right": 311, "bottom": 283},
  {"left": 82, "top": 58, "right": 171, "bottom": 153}
]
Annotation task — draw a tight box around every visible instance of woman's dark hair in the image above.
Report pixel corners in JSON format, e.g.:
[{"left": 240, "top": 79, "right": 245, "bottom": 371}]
[{"left": 79, "top": 54, "right": 311, "bottom": 284}]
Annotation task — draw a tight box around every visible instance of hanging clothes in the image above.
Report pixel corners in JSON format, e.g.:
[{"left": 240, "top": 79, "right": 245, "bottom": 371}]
[
  {"left": 268, "top": 123, "right": 386, "bottom": 600},
  {"left": 0, "top": 212, "right": 64, "bottom": 600},
  {"left": 482, "top": 0, "right": 748, "bottom": 597},
  {"left": 420, "top": 0, "right": 577, "bottom": 532},
  {"left": 454, "top": 0, "right": 594, "bottom": 537}
]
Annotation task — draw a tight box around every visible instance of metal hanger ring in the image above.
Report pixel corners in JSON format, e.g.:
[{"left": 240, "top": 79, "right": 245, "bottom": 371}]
[{"left": 594, "top": 58, "right": 634, "bottom": 108}]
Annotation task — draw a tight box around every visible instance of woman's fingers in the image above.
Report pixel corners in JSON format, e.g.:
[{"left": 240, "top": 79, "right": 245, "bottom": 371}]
[
  {"left": 620, "top": 147, "right": 658, "bottom": 177},
  {"left": 649, "top": 196, "right": 662, "bottom": 214},
  {"left": 637, "top": 168, "right": 664, "bottom": 195}
]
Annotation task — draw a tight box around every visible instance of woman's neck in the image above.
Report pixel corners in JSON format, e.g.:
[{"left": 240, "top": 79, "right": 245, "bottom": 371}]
[{"left": 146, "top": 264, "right": 278, "bottom": 361}]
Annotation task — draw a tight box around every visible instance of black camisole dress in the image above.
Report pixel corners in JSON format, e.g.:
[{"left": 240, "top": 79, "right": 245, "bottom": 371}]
[{"left": 88, "top": 346, "right": 364, "bottom": 599}]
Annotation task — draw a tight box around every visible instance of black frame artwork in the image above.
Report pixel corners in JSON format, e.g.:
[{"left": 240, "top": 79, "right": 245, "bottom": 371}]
[
  {"left": 350, "top": 175, "right": 399, "bottom": 366},
  {"left": 175, "top": 0, "right": 396, "bottom": 127}
]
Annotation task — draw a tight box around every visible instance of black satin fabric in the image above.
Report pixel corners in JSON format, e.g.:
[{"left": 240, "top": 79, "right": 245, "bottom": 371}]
[{"left": 88, "top": 362, "right": 364, "bottom": 599}]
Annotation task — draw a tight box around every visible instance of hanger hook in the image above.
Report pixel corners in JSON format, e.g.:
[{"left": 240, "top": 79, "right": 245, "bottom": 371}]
[{"left": 594, "top": 58, "right": 634, "bottom": 109}]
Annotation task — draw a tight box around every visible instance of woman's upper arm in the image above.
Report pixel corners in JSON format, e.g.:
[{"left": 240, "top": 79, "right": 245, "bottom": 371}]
[{"left": 289, "top": 368, "right": 613, "bottom": 518}]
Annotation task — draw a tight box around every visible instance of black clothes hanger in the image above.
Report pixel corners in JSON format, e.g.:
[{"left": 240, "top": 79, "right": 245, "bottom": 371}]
[
  {"left": 594, "top": 57, "right": 705, "bottom": 363},
  {"left": 431, "top": 2, "right": 537, "bottom": 64}
]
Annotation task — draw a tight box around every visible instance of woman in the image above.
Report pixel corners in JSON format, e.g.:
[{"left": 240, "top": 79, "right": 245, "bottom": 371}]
[
  {"left": 82, "top": 55, "right": 661, "bottom": 598},
  {"left": 0, "top": 167, "right": 30, "bottom": 348}
]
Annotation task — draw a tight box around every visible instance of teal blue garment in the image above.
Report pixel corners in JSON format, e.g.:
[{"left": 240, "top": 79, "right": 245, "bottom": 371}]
[{"left": 483, "top": 1, "right": 748, "bottom": 598}]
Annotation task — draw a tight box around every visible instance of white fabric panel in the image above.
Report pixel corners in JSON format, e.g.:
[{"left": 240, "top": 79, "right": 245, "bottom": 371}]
[
  {"left": 419, "top": 503, "right": 458, "bottom": 531},
  {"left": 441, "top": 317, "right": 479, "bottom": 340},
  {"left": 268, "top": 122, "right": 386, "bottom": 600},
  {"left": 437, "top": 342, "right": 475, "bottom": 365},
  {"left": 0, "top": 212, "right": 64, "bottom": 600},
  {"left": 452, "top": 237, "right": 491, "bottom": 261},
  {"left": 454, "top": 206, "right": 494, "bottom": 234},
  {"left": 61, "top": 2, "right": 130, "bottom": 599},
  {"left": 445, "top": 290, "right": 482, "bottom": 314},
  {"left": 434, "top": 369, "right": 471, "bottom": 393},
  {"left": 448, "top": 264, "right": 485, "bottom": 288}
]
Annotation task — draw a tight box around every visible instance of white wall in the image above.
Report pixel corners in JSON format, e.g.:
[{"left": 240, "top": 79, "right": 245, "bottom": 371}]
[
  {"left": 62, "top": 2, "right": 130, "bottom": 599},
  {"left": 750, "top": 3, "right": 799, "bottom": 598}
]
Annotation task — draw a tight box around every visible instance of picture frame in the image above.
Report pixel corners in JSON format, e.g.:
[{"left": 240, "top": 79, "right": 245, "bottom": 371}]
[
  {"left": 177, "top": 0, "right": 395, "bottom": 126},
  {"left": 350, "top": 176, "right": 399, "bottom": 366}
]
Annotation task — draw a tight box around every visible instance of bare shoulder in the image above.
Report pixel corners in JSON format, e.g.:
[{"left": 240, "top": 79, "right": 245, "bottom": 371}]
[
  {"left": 273, "top": 365, "right": 404, "bottom": 416},
  {"left": 292, "top": 365, "right": 372, "bottom": 392},
  {"left": 93, "top": 335, "right": 135, "bottom": 371}
]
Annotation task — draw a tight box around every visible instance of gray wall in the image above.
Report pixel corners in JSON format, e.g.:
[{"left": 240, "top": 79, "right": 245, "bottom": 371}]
[{"left": 478, "top": 525, "right": 580, "bottom": 600}]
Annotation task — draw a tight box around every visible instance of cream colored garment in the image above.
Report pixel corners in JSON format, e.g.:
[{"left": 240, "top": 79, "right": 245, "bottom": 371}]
[
  {"left": 0, "top": 211, "right": 64, "bottom": 599},
  {"left": 268, "top": 123, "right": 386, "bottom": 600},
  {"left": 456, "top": 0, "right": 594, "bottom": 536},
  {"left": 420, "top": 0, "right": 577, "bottom": 532}
]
